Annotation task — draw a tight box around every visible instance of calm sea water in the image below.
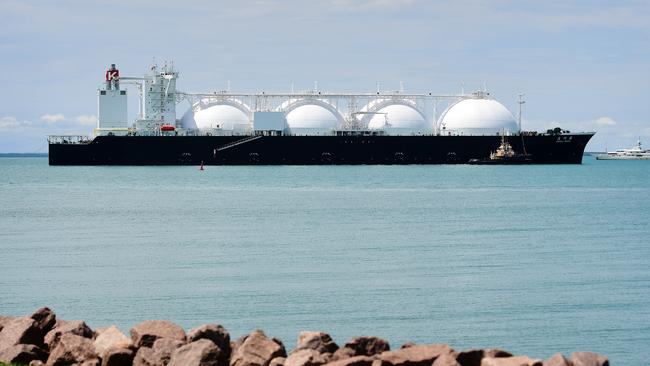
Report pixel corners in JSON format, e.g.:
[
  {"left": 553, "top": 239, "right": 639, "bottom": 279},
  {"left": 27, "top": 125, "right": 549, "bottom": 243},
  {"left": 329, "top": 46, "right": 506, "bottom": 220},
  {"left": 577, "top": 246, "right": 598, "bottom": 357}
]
[{"left": 1, "top": 156, "right": 649, "bottom": 364}]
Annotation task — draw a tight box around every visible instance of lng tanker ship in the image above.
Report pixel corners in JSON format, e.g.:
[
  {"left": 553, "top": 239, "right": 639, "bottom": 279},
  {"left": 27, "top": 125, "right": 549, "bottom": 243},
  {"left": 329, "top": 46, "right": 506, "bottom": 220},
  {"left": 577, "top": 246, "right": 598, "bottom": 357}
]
[{"left": 48, "top": 63, "right": 594, "bottom": 165}]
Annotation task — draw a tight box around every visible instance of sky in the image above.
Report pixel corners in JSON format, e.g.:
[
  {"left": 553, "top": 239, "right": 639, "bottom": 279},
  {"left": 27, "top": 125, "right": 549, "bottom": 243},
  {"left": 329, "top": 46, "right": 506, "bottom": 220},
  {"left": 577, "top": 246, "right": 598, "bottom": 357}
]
[{"left": 0, "top": 0, "right": 649, "bottom": 152}]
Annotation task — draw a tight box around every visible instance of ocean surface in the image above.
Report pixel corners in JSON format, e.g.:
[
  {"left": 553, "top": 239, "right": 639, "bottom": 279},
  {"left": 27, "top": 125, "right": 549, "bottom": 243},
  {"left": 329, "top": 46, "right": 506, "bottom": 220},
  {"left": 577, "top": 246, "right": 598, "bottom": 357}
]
[{"left": 1, "top": 156, "right": 649, "bottom": 365}]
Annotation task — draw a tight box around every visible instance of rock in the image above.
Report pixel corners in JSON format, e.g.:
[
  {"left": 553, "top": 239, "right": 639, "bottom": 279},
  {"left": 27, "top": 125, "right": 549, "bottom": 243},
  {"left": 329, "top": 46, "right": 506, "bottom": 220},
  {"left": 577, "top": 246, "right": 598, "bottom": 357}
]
[
  {"left": 0, "top": 317, "right": 42, "bottom": 350},
  {"left": 188, "top": 323, "right": 231, "bottom": 362},
  {"left": 131, "top": 320, "right": 187, "bottom": 348},
  {"left": 432, "top": 354, "right": 461, "bottom": 366},
  {"left": 0, "top": 344, "right": 48, "bottom": 365},
  {"left": 544, "top": 353, "right": 572, "bottom": 366},
  {"left": 30, "top": 360, "right": 46, "bottom": 366},
  {"left": 324, "top": 355, "right": 376, "bottom": 366},
  {"left": 399, "top": 344, "right": 415, "bottom": 350},
  {"left": 373, "top": 344, "right": 454, "bottom": 366},
  {"left": 332, "top": 337, "right": 389, "bottom": 361},
  {"left": 456, "top": 349, "right": 512, "bottom": 366},
  {"left": 102, "top": 347, "right": 135, "bottom": 366},
  {"left": 31, "top": 307, "right": 57, "bottom": 335},
  {"left": 285, "top": 349, "right": 330, "bottom": 366},
  {"left": 570, "top": 352, "right": 608, "bottom": 366},
  {"left": 168, "top": 338, "right": 222, "bottom": 366},
  {"left": 270, "top": 357, "right": 286, "bottom": 366},
  {"left": 0, "top": 316, "right": 15, "bottom": 332},
  {"left": 46, "top": 332, "right": 100, "bottom": 366},
  {"left": 481, "top": 356, "right": 543, "bottom": 366},
  {"left": 94, "top": 325, "right": 133, "bottom": 357},
  {"left": 133, "top": 338, "right": 184, "bottom": 366},
  {"left": 295, "top": 332, "right": 339, "bottom": 354},
  {"left": 230, "top": 330, "right": 287, "bottom": 366},
  {"left": 45, "top": 320, "right": 94, "bottom": 350}
]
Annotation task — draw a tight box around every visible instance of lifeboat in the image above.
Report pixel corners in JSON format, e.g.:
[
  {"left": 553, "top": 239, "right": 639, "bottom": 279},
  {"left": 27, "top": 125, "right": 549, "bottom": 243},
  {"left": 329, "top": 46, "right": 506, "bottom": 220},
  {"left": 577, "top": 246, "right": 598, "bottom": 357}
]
[{"left": 160, "top": 125, "right": 175, "bottom": 132}]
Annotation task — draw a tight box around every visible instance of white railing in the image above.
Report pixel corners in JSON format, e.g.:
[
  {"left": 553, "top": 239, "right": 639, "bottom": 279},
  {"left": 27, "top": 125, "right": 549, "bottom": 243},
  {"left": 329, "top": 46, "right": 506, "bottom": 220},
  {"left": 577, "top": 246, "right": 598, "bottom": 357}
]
[{"left": 47, "top": 135, "right": 91, "bottom": 144}]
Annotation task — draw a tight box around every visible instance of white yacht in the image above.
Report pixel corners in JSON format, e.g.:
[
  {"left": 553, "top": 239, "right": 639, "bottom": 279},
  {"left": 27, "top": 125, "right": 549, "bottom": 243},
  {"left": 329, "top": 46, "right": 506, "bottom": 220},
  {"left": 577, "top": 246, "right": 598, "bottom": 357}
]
[{"left": 596, "top": 138, "right": 650, "bottom": 160}]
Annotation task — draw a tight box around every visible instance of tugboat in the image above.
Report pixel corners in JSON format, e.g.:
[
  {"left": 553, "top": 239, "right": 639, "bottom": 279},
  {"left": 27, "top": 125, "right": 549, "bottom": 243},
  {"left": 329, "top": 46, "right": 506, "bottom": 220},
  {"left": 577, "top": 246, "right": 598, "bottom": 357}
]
[{"left": 468, "top": 135, "right": 533, "bottom": 164}]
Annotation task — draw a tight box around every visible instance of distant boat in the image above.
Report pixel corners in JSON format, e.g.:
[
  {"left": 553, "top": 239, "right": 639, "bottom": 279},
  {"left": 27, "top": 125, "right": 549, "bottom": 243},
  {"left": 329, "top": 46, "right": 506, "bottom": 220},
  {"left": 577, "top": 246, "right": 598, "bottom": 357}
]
[
  {"left": 468, "top": 135, "right": 533, "bottom": 164},
  {"left": 596, "top": 138, "right": 650, "bottom": 160}
]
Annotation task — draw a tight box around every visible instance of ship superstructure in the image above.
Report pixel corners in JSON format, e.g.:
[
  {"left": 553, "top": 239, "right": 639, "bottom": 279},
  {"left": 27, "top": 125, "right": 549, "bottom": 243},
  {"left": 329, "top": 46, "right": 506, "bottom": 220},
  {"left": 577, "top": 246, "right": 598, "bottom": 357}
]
[{"left": 48, "top": 63, "right": 594, "bottom": 165}]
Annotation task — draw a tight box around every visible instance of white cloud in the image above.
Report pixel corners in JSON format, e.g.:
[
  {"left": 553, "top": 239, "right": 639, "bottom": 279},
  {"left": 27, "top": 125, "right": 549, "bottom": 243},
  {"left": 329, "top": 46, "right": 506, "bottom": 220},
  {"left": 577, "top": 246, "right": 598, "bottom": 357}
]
[
  {"left": 595, "top": 116, "right": 617, "bottom": 126},
  {"left": 74, "top": 115, "right": 98, "bottom": 126},
  {"left": 40, "top": 113, "right": 65, "bottom": 123}
]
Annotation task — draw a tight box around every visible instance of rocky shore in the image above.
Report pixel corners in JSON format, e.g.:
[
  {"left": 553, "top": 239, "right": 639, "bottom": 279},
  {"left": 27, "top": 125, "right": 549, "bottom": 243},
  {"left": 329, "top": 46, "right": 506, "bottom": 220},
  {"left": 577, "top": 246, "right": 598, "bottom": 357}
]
[{"left": 0, "top": 308, "right": 608, "bottom": 366}]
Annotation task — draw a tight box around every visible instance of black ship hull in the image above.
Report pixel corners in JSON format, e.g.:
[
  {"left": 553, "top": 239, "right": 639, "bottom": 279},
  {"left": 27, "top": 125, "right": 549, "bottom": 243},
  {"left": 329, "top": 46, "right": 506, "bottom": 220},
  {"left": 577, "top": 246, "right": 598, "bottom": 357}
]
[{"left": 49, "top": 133, "right": 594, "bottom": 165}]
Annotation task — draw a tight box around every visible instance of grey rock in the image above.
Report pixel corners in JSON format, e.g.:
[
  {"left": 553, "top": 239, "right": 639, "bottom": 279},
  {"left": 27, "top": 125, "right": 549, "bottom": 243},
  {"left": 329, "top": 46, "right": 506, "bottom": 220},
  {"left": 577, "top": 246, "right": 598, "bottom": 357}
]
[
  {"left": 31, "top": 307, "right": 57, "bottom": 335},
  {"left": 46, "top": 332, "right": 100, "bottom": 366},
  {"left": 168, "top": 338, "right": 222, "bottom": 366},
  {"left": 0, "top": 343, "right": 48, "bottom": 365},
  {"left": 570, "top": 352, "right": 608, "bottom": 366},
  {"left": 188, "top": 323, "right": 231, "bottom": 363},
  {"left": 131, "top": 320, "right": 186, "bottom": 348},
  {"left": 295, "top": 332, "right": 338, "bottom": 354},
  {"left": 133, "top": 338, "right": 184, "bottom": 366},
  {"left": 230, "top": 330, "right": 287, "bottom": 366}
]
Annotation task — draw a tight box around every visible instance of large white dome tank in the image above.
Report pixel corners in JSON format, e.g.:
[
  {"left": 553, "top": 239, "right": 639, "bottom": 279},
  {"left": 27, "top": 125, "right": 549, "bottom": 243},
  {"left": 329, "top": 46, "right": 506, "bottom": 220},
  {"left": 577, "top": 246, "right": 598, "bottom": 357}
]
[
  {"left": 285, "top": 104, "right": 341, "bottom": 134},
  {"left": 367, "top": 104, "right": 429, "bottom": 133},
  {"left": 181, "top": 104, "right": 251, "bottom": 132},
  {"left": 438, "top": 97, "right": 519, "bottom": 135}
]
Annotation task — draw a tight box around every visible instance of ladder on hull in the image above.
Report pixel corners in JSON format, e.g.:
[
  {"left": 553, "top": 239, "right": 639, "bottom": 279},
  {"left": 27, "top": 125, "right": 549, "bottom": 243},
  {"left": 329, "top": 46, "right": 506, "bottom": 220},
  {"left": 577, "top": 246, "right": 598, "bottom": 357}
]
[{"left": 216, "top": 135, "right": 262, "bottom": 152}]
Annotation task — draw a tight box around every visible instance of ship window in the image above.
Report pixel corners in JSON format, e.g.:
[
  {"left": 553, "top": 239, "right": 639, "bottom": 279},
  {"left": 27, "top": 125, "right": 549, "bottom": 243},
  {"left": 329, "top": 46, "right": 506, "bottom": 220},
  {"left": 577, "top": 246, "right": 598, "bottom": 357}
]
[
  {"left": 120, "top": 91, "right": 126, "bottom": 95},
  {"left": 100, "top": 91, "right": 106, "bottom": 95}
]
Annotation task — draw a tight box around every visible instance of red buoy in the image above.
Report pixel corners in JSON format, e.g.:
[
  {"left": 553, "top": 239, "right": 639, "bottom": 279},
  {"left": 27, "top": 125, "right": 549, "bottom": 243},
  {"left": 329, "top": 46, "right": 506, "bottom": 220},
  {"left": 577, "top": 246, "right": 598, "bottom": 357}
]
[{"left": 160, "top": 125, "right": 175, "bottom": 132}]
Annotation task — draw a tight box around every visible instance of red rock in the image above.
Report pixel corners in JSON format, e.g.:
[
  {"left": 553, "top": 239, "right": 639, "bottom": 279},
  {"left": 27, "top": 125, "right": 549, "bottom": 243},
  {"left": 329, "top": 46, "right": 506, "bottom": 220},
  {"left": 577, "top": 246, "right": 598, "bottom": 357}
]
[
  {"left": 374, "top": 344, "right": 454, "bottom": 366},
  {"left": 168, "top": 339, "right": 222, "bottom": 366},
  {"left": 188, "top": 323, "right": 231, "bottom": 363},
  {"left": 31, "top": 308, "right": 57, "bottom": 335},
  {"left": 481, "top": 356, "right": 543, "bottom": 366},
  {"left": 44, "top": 320, "right": 94, "bottom": 351},
  {"left": 432, "top": 354, "right": 461, "bottom": 366},
  {"left": 295, "top": 332, "right": 339, "bottom": 354},
  {"left": 324, "top": 355, "right": 377, "bottom": 366},
  {"left": 285, "top": 349, "right": 329, "bottom": 366},
  {"left": 46, "top": 333, "right": 100, "bottom": 366},
  {"left": 133, "top": 337, "right": 185, "bottom": 366},
  {"left": 130, "top": 320, "right": 186, "bottom": 348},
  {"left": 544, "top": 353, "right": 572, "bottom": 366},
  {"left": 102, "top": 347, "right": 135, "bottom": 366},
  {"left": 0, "top": 317, "right": 42, "bottom": 350},
  {"left": 332, "top": 337, "right": 389, "bottom": 361},
  {"left": 570, "top": 352, "right": 608, "bottom": 366},
  {"left": 230, "top": 330, "right": 287, "bottom": 366},
  {"left": 456, "top": 349, "right": 512, "bottom": 366},
  {"left": 0, "top": 344, "right": 48, "bottom": 365}
]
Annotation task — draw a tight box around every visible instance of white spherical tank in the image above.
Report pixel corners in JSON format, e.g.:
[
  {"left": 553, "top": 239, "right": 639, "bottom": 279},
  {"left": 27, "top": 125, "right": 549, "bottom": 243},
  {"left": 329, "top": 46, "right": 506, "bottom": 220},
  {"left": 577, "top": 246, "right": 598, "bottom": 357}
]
[
  {"left": 439, "top": 98, "right": 519, "bottom": 135},
  {"left": 367, "top": 104, "right": 429, "bottom": 131},
  {"left": 286, "top": 104, "right": 340, "bottom": 129},
  {"left": 181, "top": 104, "right": 251, "bottom": 131}
]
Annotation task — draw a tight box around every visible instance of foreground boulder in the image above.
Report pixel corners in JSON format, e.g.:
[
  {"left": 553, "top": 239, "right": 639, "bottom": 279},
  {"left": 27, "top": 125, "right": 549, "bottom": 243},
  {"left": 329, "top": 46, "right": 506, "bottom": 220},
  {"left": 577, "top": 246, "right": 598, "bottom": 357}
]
[
  {"left": 94, "top": 325, "right": 133, "bottom": 358},
  {"left": 570, "top": 352, "right": 608, "bottom": 366},
  {"left": 133, "top": 337, "right": 185, "bottom": 366},
  {"left": 285, "top": 349, "right": 330, "bottom": 366},
  {"left": 325, "top": 355, "right": 376, "bottom": 366},
  {"left": 481, "top": 356, "right": 543, "bottom": 366},
  {"left": 46, "top": 332, "right": 100, "bottom": 366},
  {"left": 230, "top": 330, "right": 287, "bottom": 366},
  {"left": 295, "top": 332, "right": 338, "bottom": 354},
  {"left": 168, "top": 338, "right": 222, "bottom": 366},
  {"left": 373, "top": 344, "right": 454, "bottom": 366},
  {"left": 432, "top": 354, "right": 461, "bottom": 366},
  {"left": 131, "top": 320, "right": 187, "bottom": 348},
  {"left": 543, "top": 353, "right": 572, "bottom": 366},
  {"left": 45, "top": 320, "right": 94, "bottom": 350},
  {"left": 456, "top": 349, "right": 513, "bottom": 366},
  {"left": 102, "top": 347, "right": 135, "bottom": 366},
  {"left": 0, "top": 344, "right": 48, "bottom": 365},
  {"left": 333, "top": 336, "right": 389, "bottom": 360},
  {"left": 31, "top": 307, "right": 57, "bottom": 336},
  {"left": 188, "top": 323, "right": 231, "bottom": 363},
  {"left": 0, "top": 317, "right": 42, "bottom": 350}
]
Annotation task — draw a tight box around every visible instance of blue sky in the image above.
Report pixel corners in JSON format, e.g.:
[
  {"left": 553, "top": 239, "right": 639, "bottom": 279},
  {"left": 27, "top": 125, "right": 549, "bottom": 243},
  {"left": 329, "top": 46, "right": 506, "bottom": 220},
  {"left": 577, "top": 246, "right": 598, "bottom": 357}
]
[{"left": 1, "top": 0, "right": 648, "bottom": 152}]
